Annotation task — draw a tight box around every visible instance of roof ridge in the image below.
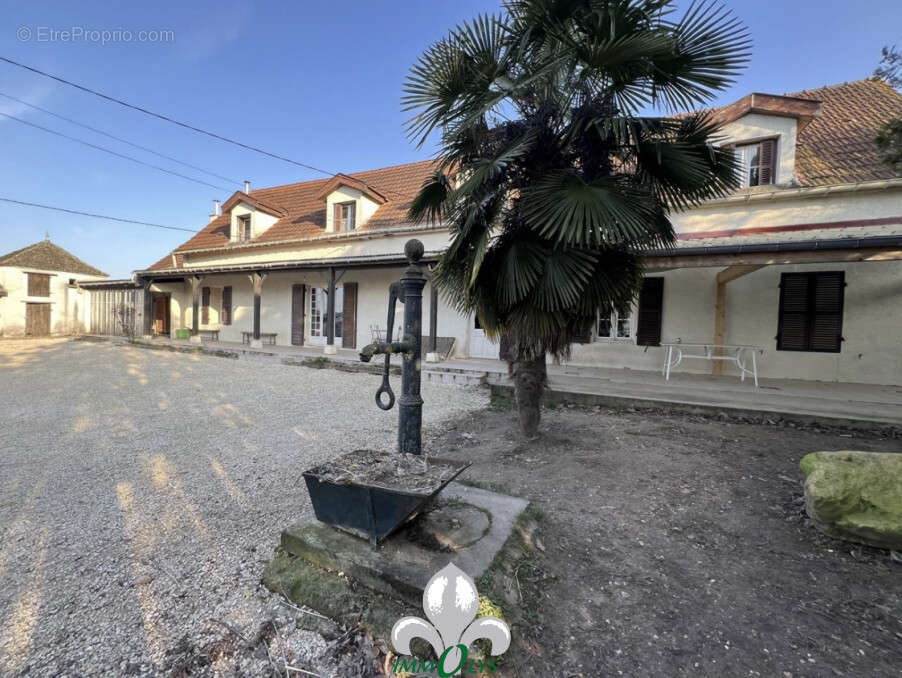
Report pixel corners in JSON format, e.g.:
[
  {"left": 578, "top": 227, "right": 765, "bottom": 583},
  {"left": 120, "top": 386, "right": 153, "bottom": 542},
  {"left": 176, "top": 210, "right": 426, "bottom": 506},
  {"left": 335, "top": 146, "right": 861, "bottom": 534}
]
[{"left": 246, "top": 159, "right": 436, "bottom": 198}]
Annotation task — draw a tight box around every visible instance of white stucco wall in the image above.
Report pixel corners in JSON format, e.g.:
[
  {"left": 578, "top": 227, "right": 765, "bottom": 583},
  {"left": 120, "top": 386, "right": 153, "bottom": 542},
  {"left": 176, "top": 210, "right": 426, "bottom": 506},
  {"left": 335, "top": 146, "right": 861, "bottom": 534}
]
[
  {"left": 0, "top": 266, "right": 104, "bottom": 337},
  {"left": 229, "top": 202, "right": 280, "bottom": 242},
  {"left": 567, "top": 260, "right": 902, "bottom": 385},
  {"left": 324, "top": 186, "right": 381, "bottom": 233},
  {"left": 718, "top": 112, "right": 799, "bottom": 186}
]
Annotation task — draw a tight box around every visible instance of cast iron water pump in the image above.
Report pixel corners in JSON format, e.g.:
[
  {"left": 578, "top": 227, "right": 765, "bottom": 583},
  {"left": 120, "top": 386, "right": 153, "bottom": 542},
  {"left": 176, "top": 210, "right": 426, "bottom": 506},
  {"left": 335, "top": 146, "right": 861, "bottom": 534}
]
[
  {"left": 359, "top": 238, "right": 426, "bottom": 456},
  {"left": 302, "top": 239, "right": 469, "bottom": 545}
]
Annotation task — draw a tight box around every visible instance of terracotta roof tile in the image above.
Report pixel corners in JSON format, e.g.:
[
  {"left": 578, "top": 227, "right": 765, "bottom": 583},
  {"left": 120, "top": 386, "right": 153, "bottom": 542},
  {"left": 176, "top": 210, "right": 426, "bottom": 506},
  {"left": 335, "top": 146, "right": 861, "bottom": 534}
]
[
  {"left": 146, "top": 80, "right": 902, "bottom": 268},
  {"left": 160, "top": 160, "right": 437, "bottom": 260},
  {"left": 0, "top": 239, "right": 106, "bottom": 276},
  {"left": 788, "top": 79, "right": 902, "bottom": 186}
]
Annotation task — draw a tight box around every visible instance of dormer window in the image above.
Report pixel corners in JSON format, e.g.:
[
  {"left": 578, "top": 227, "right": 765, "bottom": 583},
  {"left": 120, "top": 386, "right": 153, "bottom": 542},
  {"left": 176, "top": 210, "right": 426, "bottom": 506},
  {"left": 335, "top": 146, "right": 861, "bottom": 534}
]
[
  {"left": 238, "top": 215, "right": 252, "bottom": 242},
  {"left": 735, "top": 139, "right": 776, "bottom": 187},
  {"left": 334, "top": 202, "right": 356, "bottom": 231}
]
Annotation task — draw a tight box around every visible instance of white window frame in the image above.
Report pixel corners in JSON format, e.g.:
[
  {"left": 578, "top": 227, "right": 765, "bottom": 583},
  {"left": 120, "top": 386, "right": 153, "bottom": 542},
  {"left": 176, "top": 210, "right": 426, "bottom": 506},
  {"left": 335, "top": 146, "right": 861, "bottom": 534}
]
[
  {"left": 339, "top": 202, "right": 356, "bottom": 231},
  {"left": 597, "top": 303, "right": 634, "bottom": 342},
  {"left": 735, "top": 142, "right": 762, "bottom": 188},
  {"left": 238, "top": 215, "right": 252, "bottom": 242}
]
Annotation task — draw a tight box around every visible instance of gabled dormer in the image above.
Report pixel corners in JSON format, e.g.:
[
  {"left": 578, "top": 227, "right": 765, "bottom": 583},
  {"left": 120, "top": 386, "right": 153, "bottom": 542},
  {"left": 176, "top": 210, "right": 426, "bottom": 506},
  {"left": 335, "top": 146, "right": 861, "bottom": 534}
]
[
  {"left": 316, "top": 174, "right": 388, "bottom": 233},
  {"left": 219, "top": 190, "right": 287, "bottom": 244},
  {"left": 714, "top": 93, "right": 822, "bottom": 189}
]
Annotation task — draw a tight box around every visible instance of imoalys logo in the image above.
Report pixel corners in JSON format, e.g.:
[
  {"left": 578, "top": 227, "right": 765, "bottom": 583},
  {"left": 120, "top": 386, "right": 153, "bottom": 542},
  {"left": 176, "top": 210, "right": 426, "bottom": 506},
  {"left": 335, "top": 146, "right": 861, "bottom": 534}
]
[{"left": 390, "top": 563, "right": 511, "bottom": 676}]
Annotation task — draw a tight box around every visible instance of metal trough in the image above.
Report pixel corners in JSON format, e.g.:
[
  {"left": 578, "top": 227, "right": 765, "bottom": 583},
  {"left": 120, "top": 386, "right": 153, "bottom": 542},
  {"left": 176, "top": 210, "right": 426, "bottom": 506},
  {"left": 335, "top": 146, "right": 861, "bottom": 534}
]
[{"left": 303, "top": 457, "right": 471, "bottom": 545}]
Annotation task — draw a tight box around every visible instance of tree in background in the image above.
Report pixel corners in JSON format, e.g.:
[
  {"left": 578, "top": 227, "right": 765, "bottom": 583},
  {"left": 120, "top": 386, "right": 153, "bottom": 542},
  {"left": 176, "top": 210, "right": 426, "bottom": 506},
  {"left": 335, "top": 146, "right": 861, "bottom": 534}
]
[
  {"left": 405, "top": 0, "right": 750, "bottom": 437},
  {"left": 875, "top": 45, "right": 902, "bottom": 173}
]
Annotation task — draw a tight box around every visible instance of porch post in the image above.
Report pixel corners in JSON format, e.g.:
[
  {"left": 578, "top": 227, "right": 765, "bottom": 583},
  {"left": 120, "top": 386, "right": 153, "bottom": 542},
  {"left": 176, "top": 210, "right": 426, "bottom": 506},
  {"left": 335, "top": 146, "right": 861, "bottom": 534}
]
[
  {"left": 187, "top": 275, "right": 204, "bottom": 343},
  {"left": 712, "top": 265, "right": 763, "bottom": 375},
  {"left": 249, "top": 272, "right": 266, "bottom": 348},
  {"left": 141, "top": 278, "right": 153, "bottom": 338},
  {"left": 324, "top": 266, "right": 337, "bottom": 354},
  {"left": 426, "top": 275, "right": 440, "bottom": 362}
]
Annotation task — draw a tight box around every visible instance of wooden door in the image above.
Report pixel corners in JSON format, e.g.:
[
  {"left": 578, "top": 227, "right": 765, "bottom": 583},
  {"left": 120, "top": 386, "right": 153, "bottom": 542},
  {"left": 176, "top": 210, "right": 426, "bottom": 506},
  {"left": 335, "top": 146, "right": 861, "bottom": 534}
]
[
  {"left": 153, "top": 296, "right": 170, "bottom": 335},
  {"left": 25, "top": 303, "right": 51, "bottom": 336},
  {"left": 291, "top": 284, "right": 306, "bottom": 346}
]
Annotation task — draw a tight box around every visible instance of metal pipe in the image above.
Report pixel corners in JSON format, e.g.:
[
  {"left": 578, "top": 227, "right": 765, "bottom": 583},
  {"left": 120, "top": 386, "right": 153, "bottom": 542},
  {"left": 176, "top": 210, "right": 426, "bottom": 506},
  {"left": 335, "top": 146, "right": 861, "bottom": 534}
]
[{"left": 359, "top": 239, "right": 427, "bottom": 455}]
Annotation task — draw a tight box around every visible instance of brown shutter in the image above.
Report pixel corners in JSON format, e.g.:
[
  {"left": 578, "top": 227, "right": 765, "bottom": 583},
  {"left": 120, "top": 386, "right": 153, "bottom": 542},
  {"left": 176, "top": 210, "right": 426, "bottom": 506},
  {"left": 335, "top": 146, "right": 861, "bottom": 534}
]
[
  {"left": 776, "top": 273, "right": 809, "bottom": 350},
  {"left": 636, "top": 277, "right": 664, "bottom": 346},
  {"left": 201, "top": 286, "right": 210, "bottom": 324},
  {"left": 334, "top": 203, "right": 343, "bottom": 231},
  {"left": 28, "top": 273, "right": 51, "bottom": 297},
  {"left": 342, "top": 282, "right": 358, "bottom": 349},
  {"left": 778, "top": 272, "right": 844, "bottom": 352},
  {"left": 759, "top": 139, "right": 776, "bottom": 185},
  {"left": 221, "top": 286, "right": 232, "bottom": 325}
]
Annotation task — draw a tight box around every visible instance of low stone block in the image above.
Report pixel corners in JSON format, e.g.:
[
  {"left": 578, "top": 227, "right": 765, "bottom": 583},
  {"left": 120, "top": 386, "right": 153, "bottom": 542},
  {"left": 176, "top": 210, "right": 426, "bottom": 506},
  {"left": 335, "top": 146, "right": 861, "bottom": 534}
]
[{"left": 800, "top": 450, "right": 902, "bottom": 550}]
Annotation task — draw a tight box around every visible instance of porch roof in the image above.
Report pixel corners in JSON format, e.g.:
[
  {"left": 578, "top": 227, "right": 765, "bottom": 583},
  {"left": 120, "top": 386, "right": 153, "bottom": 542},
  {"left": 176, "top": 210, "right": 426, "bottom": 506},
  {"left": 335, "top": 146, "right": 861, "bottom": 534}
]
[
  {"left": 135, "top": 250, "right": 442, "bottom": 280},
  {"left": 645, "top": 234, "right": 902, "bottom": 269}
]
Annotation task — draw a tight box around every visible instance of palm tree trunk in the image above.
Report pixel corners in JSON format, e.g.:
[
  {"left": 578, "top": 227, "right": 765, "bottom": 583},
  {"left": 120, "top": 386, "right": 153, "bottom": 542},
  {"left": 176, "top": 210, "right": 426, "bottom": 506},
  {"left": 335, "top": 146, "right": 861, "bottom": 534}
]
[{"left": 509, "top": 354, "right": 547, "bottom": 438}]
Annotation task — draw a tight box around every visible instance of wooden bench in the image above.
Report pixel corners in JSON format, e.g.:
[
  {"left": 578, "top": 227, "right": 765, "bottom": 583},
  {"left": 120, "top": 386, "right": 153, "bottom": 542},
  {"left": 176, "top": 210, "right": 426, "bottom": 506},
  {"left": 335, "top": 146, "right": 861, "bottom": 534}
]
[
  {"left": 242, "top": 331, "right": 277, "bottom": 345},
  {"left": 198, "top": 329, "right": 220, "bottom": 342}
]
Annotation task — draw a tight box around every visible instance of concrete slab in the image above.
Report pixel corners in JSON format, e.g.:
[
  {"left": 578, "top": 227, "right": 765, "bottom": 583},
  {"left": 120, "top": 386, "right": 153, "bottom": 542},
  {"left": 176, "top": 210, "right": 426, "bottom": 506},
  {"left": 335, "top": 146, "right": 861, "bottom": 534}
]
[{"left": 280, "top": 482, "right": 528, "bottom": 603}]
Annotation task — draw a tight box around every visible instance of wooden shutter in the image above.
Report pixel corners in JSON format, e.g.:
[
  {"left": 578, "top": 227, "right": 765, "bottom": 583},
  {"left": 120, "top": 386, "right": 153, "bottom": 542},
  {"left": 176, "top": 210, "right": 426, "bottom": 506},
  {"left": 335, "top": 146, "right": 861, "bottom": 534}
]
[
  {"left": 27, "top": 273, "right": 51, "bottom": 297},
  {"left": 777, "top": 272, "right": 844, "bottom": 352},
  {"left": 759, "top": 139, "right": 776, "bottom": 185},
  {"left": 334, "top": 203, "right": 343, "bottom": 231},
  {"left": 201, "top": 286, "right": 210, "bottom": 324},
  {"left": 636, "top": 277, "right": 664, "bottom": 346},
  {"left": 221, "top": 286, "right": 232, "bottom": 325},
  {"left": 342, "top": 282, "right": 358, "bottom": 349}
]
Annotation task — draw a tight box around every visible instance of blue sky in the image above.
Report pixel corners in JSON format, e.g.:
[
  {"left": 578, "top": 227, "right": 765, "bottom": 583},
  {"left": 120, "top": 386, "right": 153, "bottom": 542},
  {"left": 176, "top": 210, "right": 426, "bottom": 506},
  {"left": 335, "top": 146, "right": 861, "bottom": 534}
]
[{"left": 1, "top": 0, "right": 899, "bottom": 277}]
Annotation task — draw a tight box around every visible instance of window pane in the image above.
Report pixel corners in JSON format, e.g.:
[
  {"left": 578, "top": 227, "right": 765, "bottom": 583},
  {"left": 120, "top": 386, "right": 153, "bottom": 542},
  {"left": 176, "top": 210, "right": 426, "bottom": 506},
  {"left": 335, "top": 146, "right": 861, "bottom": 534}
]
[
  {"left": 598, "top": 309, "right": 612, "bottom": 337},
  {"left": 616, "top": 315, "right": 631, "bottom": 338}
]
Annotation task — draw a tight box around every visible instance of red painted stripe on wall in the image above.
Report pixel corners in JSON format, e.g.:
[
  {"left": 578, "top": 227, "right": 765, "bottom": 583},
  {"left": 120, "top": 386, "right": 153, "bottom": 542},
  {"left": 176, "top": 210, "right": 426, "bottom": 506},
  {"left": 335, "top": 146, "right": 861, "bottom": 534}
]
[{"left": 677, "top": 216, "right": 902, "bottom": 241}]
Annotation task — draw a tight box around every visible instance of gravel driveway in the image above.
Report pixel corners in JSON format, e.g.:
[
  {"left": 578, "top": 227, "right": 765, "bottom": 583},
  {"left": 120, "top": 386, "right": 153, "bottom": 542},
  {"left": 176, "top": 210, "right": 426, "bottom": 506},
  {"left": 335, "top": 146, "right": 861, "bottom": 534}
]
[{"left": 0, "top": 338, "right": 488, "bottom": 676}]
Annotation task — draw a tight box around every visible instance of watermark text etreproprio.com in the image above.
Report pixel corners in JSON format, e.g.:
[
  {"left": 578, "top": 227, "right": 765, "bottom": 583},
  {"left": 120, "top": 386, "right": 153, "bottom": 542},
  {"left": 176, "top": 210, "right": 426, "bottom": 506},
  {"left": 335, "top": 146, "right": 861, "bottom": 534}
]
[{"left": 17, "top": 26, "right": 175, "bottom": 45}]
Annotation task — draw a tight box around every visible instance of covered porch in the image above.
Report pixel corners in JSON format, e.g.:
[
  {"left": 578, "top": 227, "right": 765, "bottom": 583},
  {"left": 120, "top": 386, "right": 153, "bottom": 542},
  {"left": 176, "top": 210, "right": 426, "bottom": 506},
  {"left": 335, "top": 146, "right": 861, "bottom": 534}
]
[{"left": 135, "top": 253, "right": 466, "bottom": 356}]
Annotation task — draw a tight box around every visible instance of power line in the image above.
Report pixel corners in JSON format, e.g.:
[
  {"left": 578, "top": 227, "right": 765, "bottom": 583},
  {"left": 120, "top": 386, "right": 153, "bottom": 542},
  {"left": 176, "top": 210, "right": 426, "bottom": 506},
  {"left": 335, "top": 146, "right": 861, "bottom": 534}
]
[
  {"left": 0, "top": 55, "right": 335, "bottom": 177},
  {"left": 0, "top": 91, "right": 243, "bottom": 186},
  {"left": 0, "top": 196, "right": 198, "bottom": 233},
  {"left": 0, "top": 111, "right": 232, "bottom": 192},
  {"left": 0, "top": 55, "right": 412, "bottom": 201}
]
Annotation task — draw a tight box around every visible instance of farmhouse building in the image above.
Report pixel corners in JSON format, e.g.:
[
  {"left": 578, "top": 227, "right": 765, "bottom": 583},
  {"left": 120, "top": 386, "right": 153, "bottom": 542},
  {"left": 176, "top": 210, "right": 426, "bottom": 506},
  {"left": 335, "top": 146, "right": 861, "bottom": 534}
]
[
  {"left": 135, "top": 79, "right": 902, "bottom": 385},
  {"left": 0, "top": 238, "right": 107, "bottom": 337}
]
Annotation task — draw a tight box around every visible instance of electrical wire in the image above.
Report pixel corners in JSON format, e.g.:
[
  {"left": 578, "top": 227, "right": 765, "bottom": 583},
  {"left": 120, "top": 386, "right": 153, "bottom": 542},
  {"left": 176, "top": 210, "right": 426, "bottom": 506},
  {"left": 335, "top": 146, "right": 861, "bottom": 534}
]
[
  {"left": 0, "top": 56, "right": 413, "bottom": 200},
  {"left": 0, "top": 196, "right": 198, "bottom": 232},
  {"left": 0, "top": 90, "right": 243, "bottom": 186},
  {"left": 0, "top": 110, "right": 233, "bottom": 192}
]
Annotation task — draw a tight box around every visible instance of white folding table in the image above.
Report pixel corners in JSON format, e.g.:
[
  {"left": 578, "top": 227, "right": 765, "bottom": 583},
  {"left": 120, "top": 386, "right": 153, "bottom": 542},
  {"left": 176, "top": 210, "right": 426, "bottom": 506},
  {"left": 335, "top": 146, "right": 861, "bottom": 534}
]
[{"left": 661, "top": 343, "right": 763, "bottom": 387}]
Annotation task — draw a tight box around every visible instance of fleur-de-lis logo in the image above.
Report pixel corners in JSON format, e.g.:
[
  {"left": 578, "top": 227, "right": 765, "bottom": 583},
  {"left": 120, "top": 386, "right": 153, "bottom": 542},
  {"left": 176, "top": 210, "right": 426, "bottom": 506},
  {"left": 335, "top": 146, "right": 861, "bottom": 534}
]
[{"left": 391, "top": 563, "right": 511, "bottom": 676}]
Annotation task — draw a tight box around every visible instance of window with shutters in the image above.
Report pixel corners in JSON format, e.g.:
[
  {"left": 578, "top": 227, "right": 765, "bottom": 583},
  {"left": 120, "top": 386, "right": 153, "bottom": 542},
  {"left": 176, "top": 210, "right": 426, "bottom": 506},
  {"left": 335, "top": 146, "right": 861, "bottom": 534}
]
[
  {"left": 221, "top": 286, "right": 232, "bottom": 325},
  {"left": 735, "top": 139, "right": 776, "bottom": 187},
  {"left": 636, "top": 277, "right": 664, "bottom": 346},
  {"left": 333, "top": 202, "right": 356, "bottom": 231},
  {"left": 776, "top": 271, "right": 845, "bottom": 353},
  {"left": 27, "top": 272, "right": 51, "bottom": 297}
]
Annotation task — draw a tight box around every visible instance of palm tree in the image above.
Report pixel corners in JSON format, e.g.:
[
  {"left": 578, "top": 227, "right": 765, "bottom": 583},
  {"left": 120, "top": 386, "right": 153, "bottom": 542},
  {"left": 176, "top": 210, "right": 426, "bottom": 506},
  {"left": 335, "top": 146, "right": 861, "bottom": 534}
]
[{"left": 405, "top": 0, "right": 750, "bottom": 437}]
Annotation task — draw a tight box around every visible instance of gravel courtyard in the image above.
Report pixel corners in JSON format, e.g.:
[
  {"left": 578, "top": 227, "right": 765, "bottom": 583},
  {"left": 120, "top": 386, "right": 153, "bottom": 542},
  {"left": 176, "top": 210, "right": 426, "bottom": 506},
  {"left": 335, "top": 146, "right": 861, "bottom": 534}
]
[{"left": 0, "top": 338, "right": 488, "bottom": 676}]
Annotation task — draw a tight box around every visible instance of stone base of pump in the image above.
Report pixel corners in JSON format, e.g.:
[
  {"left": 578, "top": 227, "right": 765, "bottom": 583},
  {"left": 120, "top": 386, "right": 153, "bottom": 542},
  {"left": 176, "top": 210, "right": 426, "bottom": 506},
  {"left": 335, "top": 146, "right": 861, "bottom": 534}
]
[{"left": 274, "top": 482, "right": 528, "bottom": 604}]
